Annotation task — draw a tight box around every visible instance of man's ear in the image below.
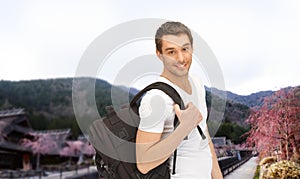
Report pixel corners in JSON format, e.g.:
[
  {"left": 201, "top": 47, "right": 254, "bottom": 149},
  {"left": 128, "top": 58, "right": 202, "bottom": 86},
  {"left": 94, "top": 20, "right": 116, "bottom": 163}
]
[{"left": 156, "top": 49, "right": 163, "bottom": 61}]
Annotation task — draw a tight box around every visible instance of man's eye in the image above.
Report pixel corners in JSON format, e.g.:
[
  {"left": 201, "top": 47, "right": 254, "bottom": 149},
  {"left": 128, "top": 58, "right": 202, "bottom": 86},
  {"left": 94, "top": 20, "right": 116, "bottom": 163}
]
[
  {"left": 183, "top": 48, "right": 189, "bottom": 51},
  {"left": 168, "top": 51, "right": 175, "bottom": 55}
]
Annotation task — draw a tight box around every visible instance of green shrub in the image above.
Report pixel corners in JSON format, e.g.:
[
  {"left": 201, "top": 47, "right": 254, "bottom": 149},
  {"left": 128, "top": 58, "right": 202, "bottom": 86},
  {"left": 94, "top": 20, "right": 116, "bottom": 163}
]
[{"left": 253, "top": 165, "right": 260, "bottom": 179}]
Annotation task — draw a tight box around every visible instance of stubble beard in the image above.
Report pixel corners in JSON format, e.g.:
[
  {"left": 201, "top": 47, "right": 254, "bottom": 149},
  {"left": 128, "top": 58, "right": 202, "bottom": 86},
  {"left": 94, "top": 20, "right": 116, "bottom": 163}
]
[
  {"left": 161, "top": 56, "right": 192, "bottom": 80},
  {"left": 162, "top": 64, "right": 190, "bottom": 81}
]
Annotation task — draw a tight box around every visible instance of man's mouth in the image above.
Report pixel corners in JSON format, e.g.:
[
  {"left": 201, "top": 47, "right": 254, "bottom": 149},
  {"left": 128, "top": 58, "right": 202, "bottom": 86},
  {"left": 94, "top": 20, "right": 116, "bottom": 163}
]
[{"left": 175, "top": 63, "right": 187, "bottom": 69}]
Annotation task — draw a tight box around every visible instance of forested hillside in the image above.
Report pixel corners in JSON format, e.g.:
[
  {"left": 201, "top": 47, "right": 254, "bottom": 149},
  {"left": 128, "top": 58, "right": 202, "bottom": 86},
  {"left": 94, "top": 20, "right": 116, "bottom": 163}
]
[
  {"left": 0, "top": 78, "right": 113, "bottom": 138},
  {"left": 0, "top": 78, "right": 253, "bottom": 143}
]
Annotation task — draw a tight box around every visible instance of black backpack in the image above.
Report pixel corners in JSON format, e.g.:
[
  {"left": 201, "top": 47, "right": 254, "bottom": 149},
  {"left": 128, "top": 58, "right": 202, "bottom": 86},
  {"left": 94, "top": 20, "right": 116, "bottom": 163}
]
[{"left": 89, "top": 82, "right": 206, "bottom": 179}]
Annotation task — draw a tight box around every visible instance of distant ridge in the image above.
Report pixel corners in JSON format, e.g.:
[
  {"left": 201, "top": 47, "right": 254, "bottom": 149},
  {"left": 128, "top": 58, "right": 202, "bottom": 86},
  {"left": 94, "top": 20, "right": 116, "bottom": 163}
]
[
  {"left": 206, "top": 86, "right": 275, "bottom": 107},
  {"left": 207, "top": 86, "right": 297, "bottom": 107}
]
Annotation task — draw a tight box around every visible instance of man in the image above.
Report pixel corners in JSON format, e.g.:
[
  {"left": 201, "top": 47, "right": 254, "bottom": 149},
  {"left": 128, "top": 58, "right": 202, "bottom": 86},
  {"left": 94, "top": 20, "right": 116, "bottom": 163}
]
[{"left": 136, "top": 21, "right": 223, "bottom": 179}]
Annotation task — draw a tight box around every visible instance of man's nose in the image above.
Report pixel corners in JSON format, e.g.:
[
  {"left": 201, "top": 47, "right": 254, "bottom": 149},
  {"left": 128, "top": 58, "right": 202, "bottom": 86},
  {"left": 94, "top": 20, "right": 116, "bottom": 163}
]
[{"left": 177, "top": 51, "right": 184, "bottom": 63}]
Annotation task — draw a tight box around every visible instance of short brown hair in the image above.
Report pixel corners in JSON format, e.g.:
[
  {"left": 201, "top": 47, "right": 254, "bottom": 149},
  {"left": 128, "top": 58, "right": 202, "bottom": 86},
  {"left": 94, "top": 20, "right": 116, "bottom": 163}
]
[{"left": 155, "top": 21, "right": 193, "bottom": 53}]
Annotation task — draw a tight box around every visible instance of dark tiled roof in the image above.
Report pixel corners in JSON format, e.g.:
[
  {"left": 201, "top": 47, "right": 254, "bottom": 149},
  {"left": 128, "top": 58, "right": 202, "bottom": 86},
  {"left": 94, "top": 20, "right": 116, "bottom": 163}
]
[
  {"left": 0, "top": 149, "right": 17, "bottom": 154},
  {"left": 0, "top": 140, "right": 31, "bottom": 152},
  {"left": 0, "top": 108, "right": 25, "bottom": 118},
  {"left": 31, "top": 128, "right": 71, "bottom": 135},
  {"left": 28, "top": 129, "right": 71, "bottom": 155},
  {"left": 0, "top": 108, "right": 32, "bottom": 152}
]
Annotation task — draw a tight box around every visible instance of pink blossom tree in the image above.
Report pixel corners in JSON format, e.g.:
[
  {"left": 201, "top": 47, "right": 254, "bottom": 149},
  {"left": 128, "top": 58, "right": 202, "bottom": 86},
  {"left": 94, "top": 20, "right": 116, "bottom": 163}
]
[
  {"left": 246, "top": 87, "right": 300, "bottom": 160},
  {"left": 21, "top": 132, "right": 58, "bottom": 169},
  {"left": 82, "top": 142, "right": 95, "bottom": 156},
  {"left": 60, "top": 140, "right": 84, "bottom": 156},
  {"left": 60, "top": 140, "right": 84, "bottom": 164},
  {"left": 60, "top": 140, "right": 96, "bottom": 165}
]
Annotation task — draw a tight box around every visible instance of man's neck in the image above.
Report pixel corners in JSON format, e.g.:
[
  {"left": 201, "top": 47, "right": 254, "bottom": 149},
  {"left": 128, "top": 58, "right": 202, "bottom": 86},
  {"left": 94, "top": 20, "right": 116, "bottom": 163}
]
[{"left": 160, "top": 73, "right": 192, "bottom": 95}]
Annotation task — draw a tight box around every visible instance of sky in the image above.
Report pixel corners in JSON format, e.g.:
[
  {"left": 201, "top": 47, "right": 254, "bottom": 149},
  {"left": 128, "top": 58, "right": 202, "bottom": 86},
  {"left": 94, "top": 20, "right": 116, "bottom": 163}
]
[{"left": 0, "top": 0, "right": 300, "bottom": 95}]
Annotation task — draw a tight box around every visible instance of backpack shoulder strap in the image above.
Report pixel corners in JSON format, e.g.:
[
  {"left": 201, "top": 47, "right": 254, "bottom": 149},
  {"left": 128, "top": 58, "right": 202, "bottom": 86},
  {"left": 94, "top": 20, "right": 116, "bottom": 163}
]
[
  {"left": 130, "top": 82, "right": 185, "bottom": 110},
  {"left": 130, "top": 82, "right": 184, "bottom": 128}
]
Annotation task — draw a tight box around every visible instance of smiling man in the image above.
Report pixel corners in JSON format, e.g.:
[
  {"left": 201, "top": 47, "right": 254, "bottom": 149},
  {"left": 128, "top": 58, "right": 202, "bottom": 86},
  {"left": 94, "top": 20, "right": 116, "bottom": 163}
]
[{"left": 135, "top": 21, "right": 223, "bottom": 179}]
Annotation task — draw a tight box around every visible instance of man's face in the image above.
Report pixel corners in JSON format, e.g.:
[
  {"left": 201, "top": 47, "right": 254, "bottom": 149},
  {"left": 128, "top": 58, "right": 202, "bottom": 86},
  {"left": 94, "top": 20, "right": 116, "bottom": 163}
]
[{"left": 157, "top": 33, "right": 193, "bottom": 78}]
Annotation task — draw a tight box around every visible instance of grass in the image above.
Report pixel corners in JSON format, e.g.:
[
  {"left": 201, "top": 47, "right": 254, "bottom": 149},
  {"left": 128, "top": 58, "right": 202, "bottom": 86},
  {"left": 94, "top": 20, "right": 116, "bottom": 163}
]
[{"left": 253, "top": 165, "right": 260, "bottom": 179}]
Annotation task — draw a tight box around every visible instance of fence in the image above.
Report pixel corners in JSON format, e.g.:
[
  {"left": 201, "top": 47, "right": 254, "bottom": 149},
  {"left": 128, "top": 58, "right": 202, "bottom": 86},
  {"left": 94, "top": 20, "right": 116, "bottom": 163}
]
[{"left": 218, "top": 149, "right": 253, "bottom": 176}]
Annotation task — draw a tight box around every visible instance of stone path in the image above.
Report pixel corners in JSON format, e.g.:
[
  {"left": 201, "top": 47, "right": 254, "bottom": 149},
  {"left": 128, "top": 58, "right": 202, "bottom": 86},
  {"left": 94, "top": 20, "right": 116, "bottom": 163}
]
[{"left": 224, "top": 157, "right": 258, "bottom": 179}]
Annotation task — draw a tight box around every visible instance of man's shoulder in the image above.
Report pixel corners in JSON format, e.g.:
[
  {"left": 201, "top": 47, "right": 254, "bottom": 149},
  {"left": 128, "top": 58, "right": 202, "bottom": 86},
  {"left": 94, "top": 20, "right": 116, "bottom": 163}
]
[
  {"left": 138, "top": 78, "right": 178, "bottom": 109},
  {"left": 141, "top": 89, "right": 173, "bottom": 105}
]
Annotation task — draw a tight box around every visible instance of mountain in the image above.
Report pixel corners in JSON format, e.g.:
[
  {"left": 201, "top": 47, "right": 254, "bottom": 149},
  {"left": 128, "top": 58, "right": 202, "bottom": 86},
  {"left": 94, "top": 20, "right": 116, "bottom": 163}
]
[
  {"left": 1, "top": 77, "right": 285, "bottom": 143},
  {"left": 207, "top": 86, "right": 297, "bottom": 108},
  {"left": 0, "top": 78, "right": 125, "bottom": 138},
  {"left": 206, "top": 87, "right": 274, "bottom": 107}
]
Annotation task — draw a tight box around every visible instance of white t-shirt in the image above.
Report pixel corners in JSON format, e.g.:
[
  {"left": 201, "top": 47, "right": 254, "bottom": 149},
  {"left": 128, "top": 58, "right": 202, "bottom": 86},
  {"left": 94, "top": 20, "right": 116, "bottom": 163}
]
[{"left": 138, "top": 75, "right": 212, "bottom": 179}]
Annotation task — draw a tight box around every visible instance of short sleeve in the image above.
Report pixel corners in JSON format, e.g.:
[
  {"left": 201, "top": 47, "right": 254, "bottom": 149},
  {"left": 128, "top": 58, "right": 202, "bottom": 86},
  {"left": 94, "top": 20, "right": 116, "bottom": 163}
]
[{"left": 138, "top": 89, "right": 174, "bottom": 133}]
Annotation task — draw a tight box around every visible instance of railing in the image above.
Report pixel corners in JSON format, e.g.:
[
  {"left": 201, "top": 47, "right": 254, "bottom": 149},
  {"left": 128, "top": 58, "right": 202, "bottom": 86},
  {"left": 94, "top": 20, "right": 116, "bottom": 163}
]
[
  {"left": 1, "top": 151, "right": 254, "bottom": 178},
  {"left": 218, "top": 150, "right": 253, "bottom": 176},
  {"left": 0, "top": 163, "right": 95, "bottom": 179},
  {"left": 0, "top": 169, "right": 44, "bottom": 178}
]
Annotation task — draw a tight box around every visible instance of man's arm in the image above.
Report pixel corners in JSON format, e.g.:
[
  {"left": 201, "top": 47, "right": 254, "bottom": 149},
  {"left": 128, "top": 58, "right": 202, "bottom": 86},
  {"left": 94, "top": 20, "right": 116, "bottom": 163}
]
[
  {"left": 136, "top": 103, "right": 202, "bottom": 174},
  {"left": 207, "top": 128, "right": 224, "bottom": 179}
]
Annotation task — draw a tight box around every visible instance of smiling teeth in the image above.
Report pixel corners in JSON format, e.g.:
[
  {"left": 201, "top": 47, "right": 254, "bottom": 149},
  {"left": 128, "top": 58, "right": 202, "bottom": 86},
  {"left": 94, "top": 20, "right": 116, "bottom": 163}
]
[{"left": 177, "top": 64, "right": 185, "bottom": 68}]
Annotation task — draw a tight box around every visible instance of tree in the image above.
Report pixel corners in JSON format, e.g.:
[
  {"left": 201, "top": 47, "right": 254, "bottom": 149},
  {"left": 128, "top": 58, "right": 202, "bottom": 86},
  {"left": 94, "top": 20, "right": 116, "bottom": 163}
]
[
  {"left": 216, "top": 122, "right": 249, "bottom": 144},
  {"left": 82, "top": 141, "right": 96, "bottom": 156},
  {"left": 60, "top": 140, "right": 84, "bottom": 157},
  {"left": 60, "top": 140, "right": 84, "bottom": 164},
  {"left": 246, "top": 87, "right": 300, "bottom": 160},
  {"left": 21, "top": 132, "right": 58, "bottom": 169},
  {"left": 60, "top": 140, "right": 96, "bottom": 165}
]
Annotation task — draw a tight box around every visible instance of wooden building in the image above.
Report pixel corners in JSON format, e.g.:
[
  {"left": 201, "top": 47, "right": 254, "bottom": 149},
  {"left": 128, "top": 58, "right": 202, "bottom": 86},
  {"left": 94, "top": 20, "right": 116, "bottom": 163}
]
[
  {"left": 0, "top": 108, "right": 32, "bottom": 169},
  {"left": 0, "top": 108, "right": 72, "bottom": 169}
]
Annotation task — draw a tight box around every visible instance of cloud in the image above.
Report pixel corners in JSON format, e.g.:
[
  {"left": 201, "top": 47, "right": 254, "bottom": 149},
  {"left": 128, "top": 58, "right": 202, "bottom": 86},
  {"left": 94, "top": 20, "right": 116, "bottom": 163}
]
[{"left": 0, "top": 0, "right": 299, "bottom": 95}]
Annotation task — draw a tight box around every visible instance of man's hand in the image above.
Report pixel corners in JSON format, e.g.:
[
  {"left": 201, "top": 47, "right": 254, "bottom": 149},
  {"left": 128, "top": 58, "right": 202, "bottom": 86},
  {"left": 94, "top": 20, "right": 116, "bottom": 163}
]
[
  {"left": 174, "top": 102, "right": 202, "bottom": 130},
  {"left": 136, "top": 103, "right": 204, "bottom": 174}
]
